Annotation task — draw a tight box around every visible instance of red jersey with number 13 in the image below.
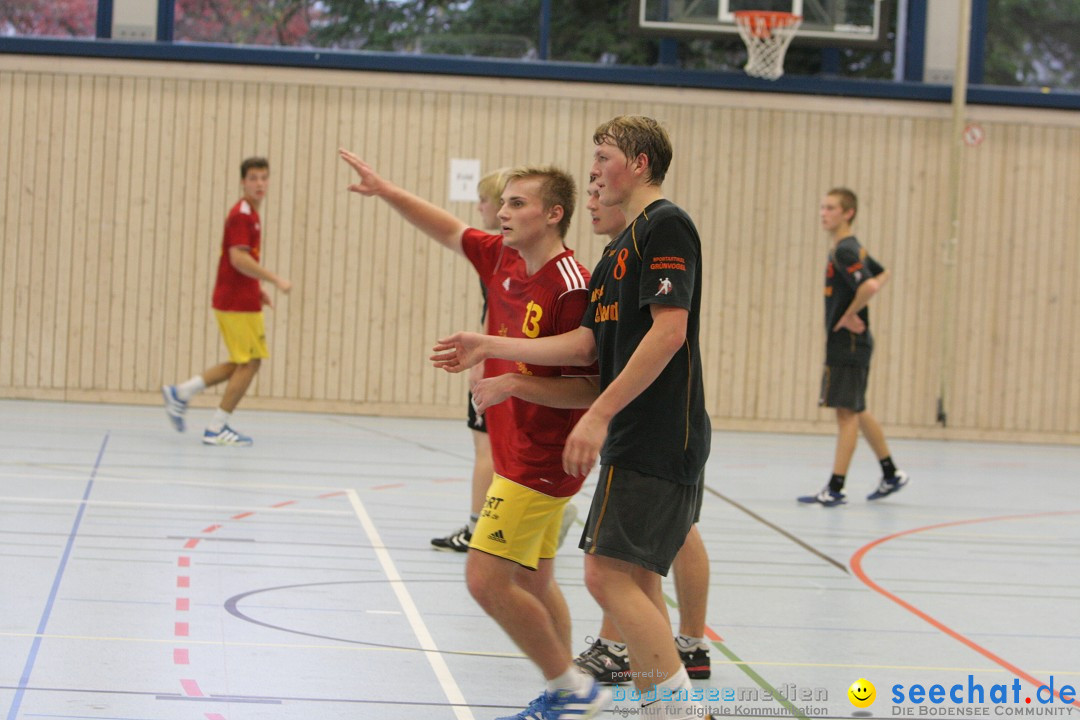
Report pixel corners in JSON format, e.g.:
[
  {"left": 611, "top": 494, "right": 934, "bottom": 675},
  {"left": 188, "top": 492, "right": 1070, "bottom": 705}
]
[{"left": 462, "top": 228, "right": 597, "bottom": 498}]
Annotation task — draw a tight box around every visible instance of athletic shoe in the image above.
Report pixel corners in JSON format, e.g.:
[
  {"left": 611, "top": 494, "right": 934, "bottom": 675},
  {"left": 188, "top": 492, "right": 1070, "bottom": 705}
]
[
  {"left": 797, "top": 487, "right": 846, "bottom": 506},
  {"left": 161, "top": 385, "right": 187, "bottom": 433},
  {"left": 430, "top": 525, "right": 471, "bottom": 552},
  {"left": 574, "top": 639, "right": 630, "bottom": 684},
  {"left": 496, "top": 681, "right": 611, "bottom": 720},
  {"left": 202, "top": 425, "right": 253, "bottom": 446},
  {"left": 677, "top": 637, "right": 712, "bottom": 679},
  {"left": 867, "top": 470, "right": 910, "bottom": 501},
  {"left": 557, "top": 503, "right": 579, "bottom": 549}
]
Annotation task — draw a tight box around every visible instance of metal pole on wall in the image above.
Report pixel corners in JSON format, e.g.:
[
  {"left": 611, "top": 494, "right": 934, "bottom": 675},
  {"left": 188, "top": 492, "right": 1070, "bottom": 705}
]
[{"left": 937, "top": 0, "right": 972, "bottom": 427}]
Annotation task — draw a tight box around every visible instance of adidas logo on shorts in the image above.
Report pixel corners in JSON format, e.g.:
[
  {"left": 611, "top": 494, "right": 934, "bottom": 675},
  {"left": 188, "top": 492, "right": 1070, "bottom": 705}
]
[{"left": 488, "top": 529, "right": 506, "bottom": 543}]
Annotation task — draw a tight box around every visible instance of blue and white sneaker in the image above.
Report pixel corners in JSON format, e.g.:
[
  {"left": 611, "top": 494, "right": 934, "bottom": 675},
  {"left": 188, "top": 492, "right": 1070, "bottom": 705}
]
[
  {"left": 202, "top": 425, "right": 253, "bottom": 447},
  {"left": 867, "top": 470, "right": 910, "bottom": 500},
  {"left": 797, "top": 487, "right": 847, "bottom": 507},
  {"left": 161, "top": 385, "right": 188, "bottom": 432},
  {"left": 497, "top": 681, "right": 611, "bottom": 720}
]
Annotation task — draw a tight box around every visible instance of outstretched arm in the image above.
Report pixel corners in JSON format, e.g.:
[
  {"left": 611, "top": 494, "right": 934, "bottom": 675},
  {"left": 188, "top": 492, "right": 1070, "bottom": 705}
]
[
  {"left": 472, "top": 374, "right": 600, "bottom": 413},
  {"left": 432, "top": 325, "right": 597, "bottom": 373},
  {"left": 339, "top": 148, "right": 468, "bottom": 254}
]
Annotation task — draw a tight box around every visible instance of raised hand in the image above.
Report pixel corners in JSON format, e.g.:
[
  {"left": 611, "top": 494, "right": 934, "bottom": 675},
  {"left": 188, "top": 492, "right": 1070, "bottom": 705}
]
[{"left": 338, "top": 148, "right": 385, "bottom": 197}]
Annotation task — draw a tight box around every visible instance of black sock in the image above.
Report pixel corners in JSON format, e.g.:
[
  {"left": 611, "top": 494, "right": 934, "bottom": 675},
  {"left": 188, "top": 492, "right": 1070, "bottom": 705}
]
[
  {"left": 828, "top": 474, "right": 846, "bottom": 493},
  {"left": 879, "top": 456, "right": 897, "bottom": 479}
]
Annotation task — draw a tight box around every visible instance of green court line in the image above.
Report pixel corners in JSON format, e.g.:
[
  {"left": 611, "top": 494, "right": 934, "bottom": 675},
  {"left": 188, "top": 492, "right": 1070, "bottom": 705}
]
[{"left": 662, "top": 589, "right": 810, "bottom": 720}]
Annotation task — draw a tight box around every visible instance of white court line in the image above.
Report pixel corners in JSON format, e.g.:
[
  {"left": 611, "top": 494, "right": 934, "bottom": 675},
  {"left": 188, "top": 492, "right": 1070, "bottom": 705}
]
[
  {"left": 346, "top": 488, "right": 475, "bottom": 720},
  {"left": 0, "top": 496, "right": 353, "bottom": 516}
]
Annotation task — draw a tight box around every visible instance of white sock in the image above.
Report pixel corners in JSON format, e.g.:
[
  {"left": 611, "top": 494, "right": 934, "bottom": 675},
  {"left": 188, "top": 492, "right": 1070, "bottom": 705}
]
[
  {"left": 208, "top": 408, "right": 230, "bottom": 433},
  {"left": 676, "top": 634, "right": 706, "bottom": 649},
  {"left": 176, "top": 376, "right": 206, "bottom": 401},
  {"left": 467, "top": 514, "right": 478, "bottom": 534},
  {"left": 642, "top": 666, "right": 700, "bottom": 718},
  {"left": 546, "top": 666, "right": 593, "bottom": 696}
]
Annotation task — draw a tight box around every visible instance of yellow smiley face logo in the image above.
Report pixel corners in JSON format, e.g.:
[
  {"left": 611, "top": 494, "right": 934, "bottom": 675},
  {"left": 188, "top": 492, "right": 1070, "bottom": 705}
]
[{"left": 848, "top": 678, "right": 876, "bottom": 708}]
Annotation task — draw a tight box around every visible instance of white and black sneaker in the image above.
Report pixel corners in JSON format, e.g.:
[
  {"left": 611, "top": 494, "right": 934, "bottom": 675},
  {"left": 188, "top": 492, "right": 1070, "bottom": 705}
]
[
  {"left": 867, "top": 470, "right": 910, "bottom": 500},
  {"left": 574, "top": 639, "right": 630, "bottom": 685},
  {"left": 430, "top": 525, "right": 471, "bottom": 552}
]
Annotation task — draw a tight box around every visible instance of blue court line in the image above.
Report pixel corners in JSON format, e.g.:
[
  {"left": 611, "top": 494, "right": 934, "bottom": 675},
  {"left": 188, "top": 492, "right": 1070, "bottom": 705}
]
[{"left": 6, "top": 434, "right": 109, "bottom": 720}]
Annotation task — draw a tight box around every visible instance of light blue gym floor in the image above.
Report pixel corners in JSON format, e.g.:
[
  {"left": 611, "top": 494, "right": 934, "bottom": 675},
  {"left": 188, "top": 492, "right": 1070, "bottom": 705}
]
[{"left": 1, "top": 399, "right": 1077, "bottom": 720}]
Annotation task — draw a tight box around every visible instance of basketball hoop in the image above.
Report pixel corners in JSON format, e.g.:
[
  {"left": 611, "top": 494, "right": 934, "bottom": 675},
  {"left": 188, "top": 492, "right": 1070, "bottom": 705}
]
[{"left": 733, "top": 10, "right": 802, "bottom": 81}]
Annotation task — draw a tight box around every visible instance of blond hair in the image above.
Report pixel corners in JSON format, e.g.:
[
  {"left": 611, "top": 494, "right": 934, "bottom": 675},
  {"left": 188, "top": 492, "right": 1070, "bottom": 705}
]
[
  {"left": 503, "top": 165, "right": 577, "bottom": 238},
  {"left": 476, "top": 167, "right": 511, "bottom": 206},
  {"left": 593, "top": 115, "right": 672, "bottom": 185}
]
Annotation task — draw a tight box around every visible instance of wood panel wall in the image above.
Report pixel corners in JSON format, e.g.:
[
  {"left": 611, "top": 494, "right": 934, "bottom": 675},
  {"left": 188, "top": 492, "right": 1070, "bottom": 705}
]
[{"left": 1, "top": 55, "right": 1077, "bottom": 443}]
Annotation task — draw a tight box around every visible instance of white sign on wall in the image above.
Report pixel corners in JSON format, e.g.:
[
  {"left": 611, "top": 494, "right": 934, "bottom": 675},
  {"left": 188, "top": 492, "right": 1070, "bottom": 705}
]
[{"left": 449, "top": 159, "right": 481, "bottom": 203}]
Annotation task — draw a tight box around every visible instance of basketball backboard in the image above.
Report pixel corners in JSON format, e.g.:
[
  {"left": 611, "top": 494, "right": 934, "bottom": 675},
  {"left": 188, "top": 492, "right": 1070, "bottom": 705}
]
[{"left": 634, "top": 0, "right": 890, "bottom": 46}]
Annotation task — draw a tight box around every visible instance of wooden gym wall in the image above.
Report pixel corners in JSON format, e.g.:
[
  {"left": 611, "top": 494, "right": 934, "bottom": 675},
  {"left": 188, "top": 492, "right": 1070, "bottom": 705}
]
[{"left": 1, "top": 55, "right": 1077, "bottom": 443}]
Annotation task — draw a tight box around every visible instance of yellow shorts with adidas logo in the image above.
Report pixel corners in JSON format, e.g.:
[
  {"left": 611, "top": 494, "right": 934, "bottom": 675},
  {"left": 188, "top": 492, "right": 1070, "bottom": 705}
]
[{"left": 469, "top": 473, "right": 572, "bottom": 570}]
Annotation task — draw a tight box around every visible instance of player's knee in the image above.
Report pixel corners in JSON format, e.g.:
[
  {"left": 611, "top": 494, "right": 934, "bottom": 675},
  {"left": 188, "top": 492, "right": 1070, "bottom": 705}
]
[
  {"left": 465, "top": 554, "right": 498, "bottom": 608},
  {"left": 583, "top": 562, "right": 614, "bottom": 606}
]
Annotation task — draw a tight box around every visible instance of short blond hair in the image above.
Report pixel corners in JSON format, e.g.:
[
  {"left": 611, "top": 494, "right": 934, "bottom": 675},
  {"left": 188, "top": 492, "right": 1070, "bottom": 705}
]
[
  {"left": 503, "top": 165, "right": 577, "bottom": 238},
  {"left": 593, "top": 115, "right": 672, "bottom": 185},
  {"left": 477, "top": 168, "right": 511, "bottom": 206}
]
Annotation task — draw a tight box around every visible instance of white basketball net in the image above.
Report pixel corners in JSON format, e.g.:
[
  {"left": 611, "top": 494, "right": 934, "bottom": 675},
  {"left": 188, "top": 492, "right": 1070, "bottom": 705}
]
[{"left": 734, "top": 11, "right": 802, "bottom": 80}]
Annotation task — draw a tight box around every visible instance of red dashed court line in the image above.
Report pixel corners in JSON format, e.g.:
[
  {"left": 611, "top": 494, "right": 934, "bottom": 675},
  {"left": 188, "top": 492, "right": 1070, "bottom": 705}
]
[
  {"left": 170, "top": 491, "right": 353, "bottom": 720},
  {"left": 180, "top": 678, "right": 204, "bottom": 697},
  {"left": 850, "top": 509, "right": 1080, "bottom": 708},
  {"left": 372, "top": 483, "right": 405, "bottom": 490}
]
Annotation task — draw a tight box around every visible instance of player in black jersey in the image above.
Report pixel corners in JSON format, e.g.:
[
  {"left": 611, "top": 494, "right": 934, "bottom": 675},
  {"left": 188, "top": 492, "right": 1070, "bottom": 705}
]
[{"left": 798, "top": 188, "right": 909, "bottom": 507}]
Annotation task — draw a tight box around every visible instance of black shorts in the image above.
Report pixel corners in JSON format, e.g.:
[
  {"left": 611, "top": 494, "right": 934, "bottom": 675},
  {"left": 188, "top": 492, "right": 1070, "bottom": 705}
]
[
  {"left": 819, "top": 364, "right": 869, "bottom": 412},
  {"left": 579, "top": 465, "right": 700, "bottom": 576},
  {"left": 466, "top": 392, "right": 487, "bottom": 433}
]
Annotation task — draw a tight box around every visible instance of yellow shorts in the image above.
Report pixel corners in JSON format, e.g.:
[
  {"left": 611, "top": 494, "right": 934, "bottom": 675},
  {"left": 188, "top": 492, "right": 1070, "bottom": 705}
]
[
  {"left": 469, "top": 474, "right": 571, "bottom": 570},
  {"left": 214, "top": 310, "right": 269, "bottom": 364}
]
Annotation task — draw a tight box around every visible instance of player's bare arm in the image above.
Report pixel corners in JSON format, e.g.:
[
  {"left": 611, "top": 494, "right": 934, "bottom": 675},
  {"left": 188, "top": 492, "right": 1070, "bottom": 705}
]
[
  {"left": 228, "top": 247, "right": 291, "bottom": 293},
  {"left": 472, "top": 374, "right": 600, "bottom": 414},
  {"left": 339, "top": 148, "right": 467, "bottom": 253},
  {"left": 834, "top": 269, "right": 888, "bottom": 333},
  {"left": 562, "top": 304, "right": 687, "bottom": 478},
  {"left": 432, "top": 325, "right": 596, "bottom": 373}
]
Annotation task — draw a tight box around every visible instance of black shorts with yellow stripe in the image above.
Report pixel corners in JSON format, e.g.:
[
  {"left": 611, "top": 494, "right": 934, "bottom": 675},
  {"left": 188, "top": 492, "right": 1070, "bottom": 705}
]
[
  {"left": 579, "top": 465, "right": 701, "bottom": 576},
  {"left": 819, "top": 364, "right": 869, "bottom": 412}
]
